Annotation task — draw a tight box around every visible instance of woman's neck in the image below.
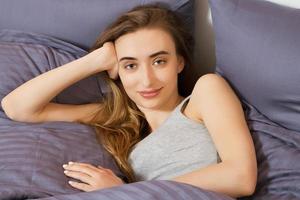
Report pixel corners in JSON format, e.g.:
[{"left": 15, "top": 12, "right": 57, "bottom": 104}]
[{"left": 142, "top": 94, "right": 185, "bottom": 132}]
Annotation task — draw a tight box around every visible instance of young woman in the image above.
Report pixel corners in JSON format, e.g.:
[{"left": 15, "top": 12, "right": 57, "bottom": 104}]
[{"left": 1, "top": 4, "right": 257, "bottom": 198}]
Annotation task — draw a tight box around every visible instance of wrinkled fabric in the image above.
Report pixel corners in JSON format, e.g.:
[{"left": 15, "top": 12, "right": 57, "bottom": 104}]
[
  {"left": 239, "top": 100, "right": 300, "bottom": 200},
  {"left": 27, "top": 180, "right": 234, "bottom": 200}
]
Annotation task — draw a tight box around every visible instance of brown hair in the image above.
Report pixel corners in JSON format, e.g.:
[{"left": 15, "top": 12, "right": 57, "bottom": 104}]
[{"left": 86, "top": 4, "right": 193, "bottom": 183}]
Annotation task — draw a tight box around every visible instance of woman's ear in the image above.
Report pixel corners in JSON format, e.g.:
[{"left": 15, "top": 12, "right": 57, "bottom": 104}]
[{"left": 177, "top": 56, "right": 185, "bottom": 74}]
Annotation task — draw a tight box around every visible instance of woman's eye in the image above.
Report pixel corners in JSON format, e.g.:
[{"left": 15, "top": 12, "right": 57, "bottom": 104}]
[
  {"left": 124, "top": 64, "right": 136, "bottom": 70},
  {"left": 153, "top": 60, "right": 166, "bottom": 66}
]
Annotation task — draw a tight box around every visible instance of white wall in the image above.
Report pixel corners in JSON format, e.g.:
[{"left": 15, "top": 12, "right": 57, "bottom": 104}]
[
  {"left": 265, "top": 0, "right": 300, "bottom": 8},
  {"left": 193, "top": 0, "right": 300, "bottom": 76}
]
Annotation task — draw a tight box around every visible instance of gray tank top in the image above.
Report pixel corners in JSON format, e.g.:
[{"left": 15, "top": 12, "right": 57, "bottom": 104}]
[{"left": 129, "top": 95, "right": 221, "bottom": 181}]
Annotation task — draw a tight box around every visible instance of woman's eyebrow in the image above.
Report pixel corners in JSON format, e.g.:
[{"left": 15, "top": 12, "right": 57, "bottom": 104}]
[
  {"left": 119, "top": 51, "right": 170, "bottom": 62},
  {"left": 149, "top": 51, "right": 169, "bottom": 58}
]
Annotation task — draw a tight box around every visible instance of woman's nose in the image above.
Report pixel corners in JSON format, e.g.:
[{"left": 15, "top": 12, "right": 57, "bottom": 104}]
[{"left": 141, "top": 65, "right": 155, "bottom": 87}]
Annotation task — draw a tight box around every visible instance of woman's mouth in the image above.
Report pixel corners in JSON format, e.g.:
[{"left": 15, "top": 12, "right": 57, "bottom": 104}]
[{"left": 138, "top": 88, "right": 162, "bottom": 98}]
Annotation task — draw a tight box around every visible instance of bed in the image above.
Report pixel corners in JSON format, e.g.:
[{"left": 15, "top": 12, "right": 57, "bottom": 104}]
[{"left": 0, "top": 0, "right": 299, "bottom": 199}]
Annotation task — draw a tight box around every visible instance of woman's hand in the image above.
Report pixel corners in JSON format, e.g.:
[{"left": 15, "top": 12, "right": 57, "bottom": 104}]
[
  {"left": 88, "top": 42, "right": 119, "bottom": 80},
  {"left": 63, "top": 162, "right": 124, "bottom": 191}
]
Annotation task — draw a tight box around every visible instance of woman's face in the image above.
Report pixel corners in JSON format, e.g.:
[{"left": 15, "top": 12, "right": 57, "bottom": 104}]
[{"left": 115, "top": 28, "right": 184, "bottom": 111}]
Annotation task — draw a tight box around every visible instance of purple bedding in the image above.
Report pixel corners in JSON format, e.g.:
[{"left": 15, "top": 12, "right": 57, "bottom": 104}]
[
  {"left": 209, "top": 0, "right": 300, "bottom": 199},
  {"left": 0, "top": 30, "right": 233, "bottom": 200},
  {"left": 14, "top": 100, "right": 300, "bottom": 200},
  {"left": 1, "top": 30, "right": 299, "bottom": 200},
  {"left": 27, "top": 180, "right": 234, "bottom": 200},
  {"left": 240, "top": 100, "right": 300, "bottom": 200}
]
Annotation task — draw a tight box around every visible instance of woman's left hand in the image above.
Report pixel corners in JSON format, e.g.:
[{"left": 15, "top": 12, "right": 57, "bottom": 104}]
[{"left": 63, "top": 162, "right": 124, "bottom": 191}]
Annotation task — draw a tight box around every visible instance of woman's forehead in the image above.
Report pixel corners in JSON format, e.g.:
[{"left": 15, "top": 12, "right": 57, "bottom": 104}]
[{"left": 115, "top": 28, "right": 176, "bottom": 59}]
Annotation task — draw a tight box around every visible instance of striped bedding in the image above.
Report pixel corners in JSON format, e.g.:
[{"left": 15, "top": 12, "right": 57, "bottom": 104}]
[
  {"left": 1, "top": 29, "right": 299, "bottom": 200},
  {"left": 27, "top": 180, "right": 234, "bottom": 200},
  {"left": 0, "top": 30, "right": 233, "bottom": 200}
]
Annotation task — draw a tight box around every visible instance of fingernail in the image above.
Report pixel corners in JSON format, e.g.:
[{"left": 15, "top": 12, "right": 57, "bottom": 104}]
[
  {"left": 64, "top": 170, "right": 68, "bottom": 174},
  {"left": 62, "top": 164, "right": 68, "bottom": 168},
  {"left": 68, "top": 181, "right": 74, "bottom": 184},
  {"left": 68, "top": 161, "right": 74, "bottom": 165}
]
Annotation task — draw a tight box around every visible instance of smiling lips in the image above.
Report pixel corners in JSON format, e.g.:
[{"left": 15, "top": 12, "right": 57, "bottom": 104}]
[{"left": 138, "top": 88, "right": 162, "bottom": 98}]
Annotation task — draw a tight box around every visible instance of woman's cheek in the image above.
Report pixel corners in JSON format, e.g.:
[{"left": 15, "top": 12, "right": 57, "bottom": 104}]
[{"left": 120, "top": 75, "right": 138, "bottom": 97}]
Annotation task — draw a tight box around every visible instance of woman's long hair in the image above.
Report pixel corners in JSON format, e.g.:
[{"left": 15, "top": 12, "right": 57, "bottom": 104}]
[{"left": 85, "top": 4, "right": 194, "bottom": 183}]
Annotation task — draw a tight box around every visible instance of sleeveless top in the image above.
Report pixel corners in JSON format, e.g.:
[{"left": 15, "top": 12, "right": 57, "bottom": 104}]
[{"left": 128, "top": 95, "right": 221, "bottom": 181}]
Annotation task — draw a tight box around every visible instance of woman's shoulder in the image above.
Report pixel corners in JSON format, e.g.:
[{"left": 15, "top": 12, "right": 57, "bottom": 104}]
[{"left": 181, "top": 73, "right": 228, "bottom": 125}]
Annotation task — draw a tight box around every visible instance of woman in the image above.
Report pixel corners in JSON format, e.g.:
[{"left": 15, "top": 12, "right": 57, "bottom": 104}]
[{"left": 1, "top": 4, "right": 257, "bottom": 198}]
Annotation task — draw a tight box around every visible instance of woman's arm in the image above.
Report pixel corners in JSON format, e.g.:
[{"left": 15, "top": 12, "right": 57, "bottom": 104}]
[
  {"left": 171, "top": 73, "right": 257, "bottom": 198},
  {"left": 1, "top": 42, "right": 118, "bottom": 122}
]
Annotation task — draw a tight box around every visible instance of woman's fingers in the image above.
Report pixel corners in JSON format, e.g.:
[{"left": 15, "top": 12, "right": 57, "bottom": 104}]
[
  {"left": 63, "top": 162, "right": 124, "bottom": 191},
  {"left": 97, "top": 165, "right": 108, "bottom": 170},
  {"left": 68, "top": 181, "right": 93, "bottom": 192},
  {"left": 64, "top": 169, "right": 92, "bottom": 184},
  {"left": 64, "top": 162, "right": 100, "bottom": 174},
  {"left": 63, "top": 162, "right": 111, "bottom": 182},
  {"left": 63, "top": 162, "right": 97, "bottom": 183}
]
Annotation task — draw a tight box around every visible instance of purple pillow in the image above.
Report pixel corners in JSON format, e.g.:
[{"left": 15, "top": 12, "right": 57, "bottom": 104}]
[
  {"left": 0, "top": 29, "right": 106, "bottom": 107},
  {"left": 209, "top": 0, "right": 300, "bottom": 132},
  {"left": 0, "top": 0, "right": 194, "bottom": 50},
  {"left": 0, "top": 120, "right": 125, "bottom": 199},
  {"left": 0, "top": 30, "right": 124, "bottom": 199}
]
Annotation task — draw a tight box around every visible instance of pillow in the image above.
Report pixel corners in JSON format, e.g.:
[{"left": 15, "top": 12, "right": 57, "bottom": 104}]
[
  {"left": 209, "top": 2, "right": 300, "bottom": 198},
  {"left": 0, "top": 0, "right": 194, "bottom": 50},
  {"left": 209, "top": 0, "right": 300, "bottom": 132},
  {"left": 0, "top": 29, "right": 106, "bottom": 107},
  {"left": 0, "top": 30, "right": 124, "bottom": 199},
  {"left": 0, "top": 120, "right": 125, "bottom": 199}
]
